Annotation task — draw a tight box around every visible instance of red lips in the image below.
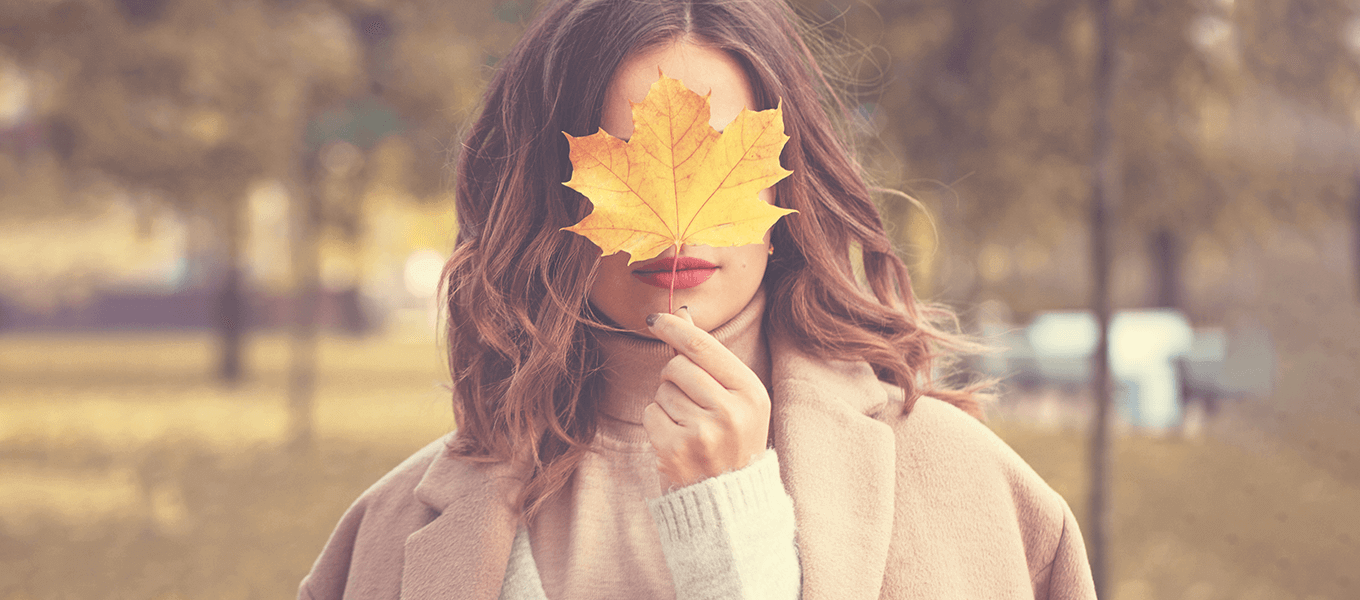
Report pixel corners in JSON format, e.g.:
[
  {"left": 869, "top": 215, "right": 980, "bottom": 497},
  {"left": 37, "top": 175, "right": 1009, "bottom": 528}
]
[{"left": 631, "top": 256, "right": 718, "bottom": 289}]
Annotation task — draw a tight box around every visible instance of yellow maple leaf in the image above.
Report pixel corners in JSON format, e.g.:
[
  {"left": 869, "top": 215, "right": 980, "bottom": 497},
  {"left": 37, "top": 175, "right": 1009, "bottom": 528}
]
[{"left": 561, "top": 74, "right": 797, "bottom": 264}]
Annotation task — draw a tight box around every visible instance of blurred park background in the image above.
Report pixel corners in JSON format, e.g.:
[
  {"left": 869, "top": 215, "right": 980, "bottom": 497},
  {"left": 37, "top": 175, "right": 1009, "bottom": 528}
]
[{"left": 1, "top": 0, "right": 1358, "bottom": 598}]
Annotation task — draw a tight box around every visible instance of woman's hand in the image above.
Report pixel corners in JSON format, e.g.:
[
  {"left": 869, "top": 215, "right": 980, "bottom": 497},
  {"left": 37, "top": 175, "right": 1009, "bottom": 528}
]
[{"left": 642, "top": 306, "right": 771, "bottom": 491}]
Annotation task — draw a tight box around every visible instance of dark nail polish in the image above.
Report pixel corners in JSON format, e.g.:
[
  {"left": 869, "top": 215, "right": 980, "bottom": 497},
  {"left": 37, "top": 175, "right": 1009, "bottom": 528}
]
[{"left": 646, "top": 313, "right": 660, "bottom": 327}]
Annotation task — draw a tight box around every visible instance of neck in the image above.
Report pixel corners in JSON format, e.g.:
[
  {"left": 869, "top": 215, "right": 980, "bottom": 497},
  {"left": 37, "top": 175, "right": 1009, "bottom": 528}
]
[{"left": 592, "top": 289, "right": 770, "bottom": 442}]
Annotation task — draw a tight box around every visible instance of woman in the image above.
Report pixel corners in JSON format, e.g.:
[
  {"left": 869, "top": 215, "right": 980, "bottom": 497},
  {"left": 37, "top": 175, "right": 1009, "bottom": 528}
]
[{"left": 300, "top": 1, "right": 1097, "bottom": 599}]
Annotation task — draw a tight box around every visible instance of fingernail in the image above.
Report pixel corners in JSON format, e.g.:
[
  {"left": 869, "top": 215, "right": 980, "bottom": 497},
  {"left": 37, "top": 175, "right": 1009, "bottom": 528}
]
[{"left": 646, "top": 313, "right": 660, "bottom": 327}]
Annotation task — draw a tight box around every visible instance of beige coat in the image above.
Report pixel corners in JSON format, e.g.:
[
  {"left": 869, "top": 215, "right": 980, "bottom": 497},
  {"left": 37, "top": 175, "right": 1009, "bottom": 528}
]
[{"left": 299, "top": 334, "right": 1097, "bottom": 600}]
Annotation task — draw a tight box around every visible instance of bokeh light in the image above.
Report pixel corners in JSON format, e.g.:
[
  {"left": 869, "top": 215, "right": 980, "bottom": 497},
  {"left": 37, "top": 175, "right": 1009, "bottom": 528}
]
[{"left": 402, "top": 248, "right": 446, "bottom": 300}]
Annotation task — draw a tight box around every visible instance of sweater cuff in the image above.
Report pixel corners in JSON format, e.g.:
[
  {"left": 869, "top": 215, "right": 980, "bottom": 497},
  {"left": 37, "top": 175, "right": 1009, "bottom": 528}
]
[{"left": 647, "top": 449, "right": 800, "bottom": 600}]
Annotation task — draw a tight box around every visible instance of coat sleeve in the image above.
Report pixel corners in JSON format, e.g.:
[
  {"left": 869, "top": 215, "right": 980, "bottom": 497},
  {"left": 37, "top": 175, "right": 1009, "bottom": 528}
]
[{"left": 1032, "top": 499, "right": 1097, "bottom": 600}]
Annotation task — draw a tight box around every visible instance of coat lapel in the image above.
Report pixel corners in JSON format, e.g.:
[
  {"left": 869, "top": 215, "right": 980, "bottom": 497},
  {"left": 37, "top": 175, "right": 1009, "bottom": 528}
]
[
  {"left": 769, "top": 334, "right": 897, "bottom": 600},
  {"left": 401, "top": 442, "right": 528, "bottom": 600}
]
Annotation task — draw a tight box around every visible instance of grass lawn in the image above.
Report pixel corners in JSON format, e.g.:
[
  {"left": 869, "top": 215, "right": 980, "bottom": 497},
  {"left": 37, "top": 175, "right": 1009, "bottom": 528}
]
[
  {"left": 1, "top": 332, "right": 1355, "bottom": 599},
  {"left": 993, "top": 421, "right": 1358, "bottom": 600}
]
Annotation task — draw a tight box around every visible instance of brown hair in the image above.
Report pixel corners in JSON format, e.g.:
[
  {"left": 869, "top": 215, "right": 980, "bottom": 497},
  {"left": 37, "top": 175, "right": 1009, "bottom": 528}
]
[{"left": 443, "top": 0, "right": 988, "bottom": 517}]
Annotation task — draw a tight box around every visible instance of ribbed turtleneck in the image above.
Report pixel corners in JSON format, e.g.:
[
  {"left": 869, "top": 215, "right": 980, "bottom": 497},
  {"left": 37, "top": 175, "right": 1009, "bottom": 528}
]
[
  {"left": 591, "top": 288, "right": 772, "bottom": 444},
  {"left": 527, "top": 288, "right": 771, "bottom": 600}
]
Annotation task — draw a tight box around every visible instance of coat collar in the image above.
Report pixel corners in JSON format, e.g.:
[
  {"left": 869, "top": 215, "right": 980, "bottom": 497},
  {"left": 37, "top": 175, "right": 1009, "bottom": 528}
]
[{"left": 400, "top": 332, "right": 898, "bottom": 600}]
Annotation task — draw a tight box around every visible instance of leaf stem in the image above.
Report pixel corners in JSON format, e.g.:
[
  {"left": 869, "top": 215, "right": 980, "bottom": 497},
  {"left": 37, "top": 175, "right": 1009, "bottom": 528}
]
[{"left": 668, "top": 243, "right": 680, "bottom": 313}]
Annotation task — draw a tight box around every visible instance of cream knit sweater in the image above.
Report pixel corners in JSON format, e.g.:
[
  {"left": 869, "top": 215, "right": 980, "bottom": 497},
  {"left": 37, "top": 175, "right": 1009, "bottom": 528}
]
[
  {"left": 500, "top": 451, "right": 798, "bottom": 600},
  {"left": 502, "top": 290, "right": 800, "bottom": 600}
]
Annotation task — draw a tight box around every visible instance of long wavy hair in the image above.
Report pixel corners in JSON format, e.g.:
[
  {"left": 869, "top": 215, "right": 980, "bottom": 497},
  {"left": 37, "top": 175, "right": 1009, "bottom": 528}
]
[{"left": 443, "top": 0, "right": 989, "bottom": 518}]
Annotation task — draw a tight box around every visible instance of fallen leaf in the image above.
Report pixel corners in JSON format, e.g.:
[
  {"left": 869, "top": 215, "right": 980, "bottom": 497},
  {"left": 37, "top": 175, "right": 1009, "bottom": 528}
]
[{"left": 561, "top": 73, "right": 796, "bottom": 264}]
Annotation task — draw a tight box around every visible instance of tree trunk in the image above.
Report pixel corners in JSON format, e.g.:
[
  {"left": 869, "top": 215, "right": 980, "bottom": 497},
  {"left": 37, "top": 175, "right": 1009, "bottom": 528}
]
[
  {"left": 1087, "top": 0, "right": 1119, "bottom": 596},
  {"left": 216, "top": 197, "right": 246, "bottom": 385},
  {"left": 1150, "top": 227, "right": 1180, "bottom": 309},
  {"left": 287, "top": 181, "right": 320, "bottom": 451},
  {"left": 1352, "top": 172, "right": 1359, "bottom": 303},
  {"left": 935, "top": 1, "right": 983, "bottom": 308}
]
